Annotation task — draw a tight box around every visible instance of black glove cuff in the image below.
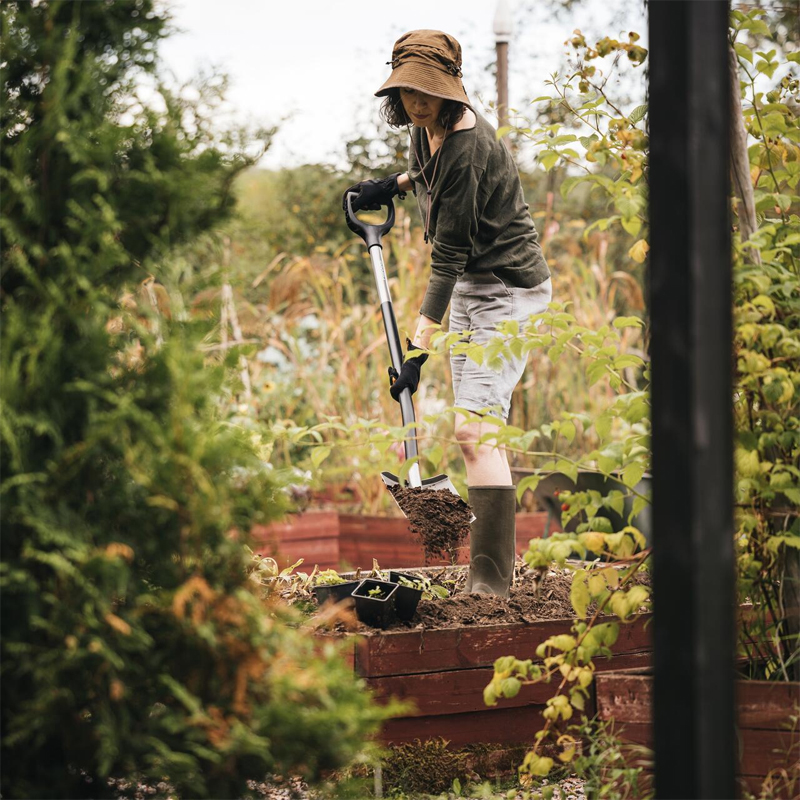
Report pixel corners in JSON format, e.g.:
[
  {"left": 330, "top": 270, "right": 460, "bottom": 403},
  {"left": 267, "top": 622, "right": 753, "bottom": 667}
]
[
  {"left": 385, "top": 172, "right": 406, "bottom": 201},
  {"left": 405, "top": 338, "right": 429, "bottom": 365}
]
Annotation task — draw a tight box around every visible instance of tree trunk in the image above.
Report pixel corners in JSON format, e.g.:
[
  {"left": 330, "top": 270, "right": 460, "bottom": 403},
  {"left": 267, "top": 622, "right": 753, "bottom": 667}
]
[{"left": 729, "top": 46, "right": 761, "bottom": 265}]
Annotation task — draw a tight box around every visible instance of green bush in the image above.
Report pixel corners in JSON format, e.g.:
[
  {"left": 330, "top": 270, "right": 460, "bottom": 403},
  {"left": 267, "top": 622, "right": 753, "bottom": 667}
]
[{"left": 1, "top": 2, "right": 392, "bottom": 796}]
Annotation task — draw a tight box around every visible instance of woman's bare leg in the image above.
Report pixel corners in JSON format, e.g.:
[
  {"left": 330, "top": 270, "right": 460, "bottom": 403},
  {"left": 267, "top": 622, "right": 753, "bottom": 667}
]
[{"left": 454, "top": 411, "right": 512, "bottom": 485}]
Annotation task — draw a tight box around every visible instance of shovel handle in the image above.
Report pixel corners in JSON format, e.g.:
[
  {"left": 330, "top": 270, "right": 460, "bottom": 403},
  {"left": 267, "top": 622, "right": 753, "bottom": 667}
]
[
  {"left": 344, "top": 193, "right": 395, "bottom": 248},
  {"left": 345, "top": 194, "right": 421, "bottom": 487}
]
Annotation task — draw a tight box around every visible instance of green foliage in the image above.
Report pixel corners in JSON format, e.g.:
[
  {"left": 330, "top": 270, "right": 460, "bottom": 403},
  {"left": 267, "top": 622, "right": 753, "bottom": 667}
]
[
  {"left": 731, "top": 9, "right": 800, "bottom": 682},
  {"left": 567, "top": 718, "right": 651, "bottom": 799},
  {"left": 0, "top": 2, "right": 392, "bottom": 796},
  {"left": 381, "top": 738, "right": 469, "bottom": 797}
]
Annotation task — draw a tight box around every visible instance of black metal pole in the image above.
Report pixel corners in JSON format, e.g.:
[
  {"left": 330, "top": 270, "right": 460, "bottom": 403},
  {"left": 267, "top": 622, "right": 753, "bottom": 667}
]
[{"left": 649, "top": 2, "right": 737, "bottom": 798}]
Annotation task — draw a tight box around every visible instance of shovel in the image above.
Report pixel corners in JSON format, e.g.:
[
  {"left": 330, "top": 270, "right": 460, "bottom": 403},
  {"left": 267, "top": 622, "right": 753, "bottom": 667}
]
[{"left": 344, "top": 193, "right": 465, "bottom": 511}]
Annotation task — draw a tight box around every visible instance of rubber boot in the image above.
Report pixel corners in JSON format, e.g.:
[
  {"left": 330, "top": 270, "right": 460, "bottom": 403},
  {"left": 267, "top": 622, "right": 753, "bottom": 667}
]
[{"left": 465, "top": 485, "right": 517, "bottom": 598}]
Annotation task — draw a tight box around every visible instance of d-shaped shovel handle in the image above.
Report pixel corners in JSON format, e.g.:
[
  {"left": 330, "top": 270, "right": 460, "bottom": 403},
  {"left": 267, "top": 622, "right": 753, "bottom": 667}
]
[{"left": 344, "top": 193, "right": 396, "bottom": 248}]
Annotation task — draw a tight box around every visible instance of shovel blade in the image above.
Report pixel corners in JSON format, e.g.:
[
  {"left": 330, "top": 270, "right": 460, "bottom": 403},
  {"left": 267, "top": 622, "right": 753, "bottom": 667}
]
[{"left": 381, "top": 471, "right": 477, "bottom": 523}]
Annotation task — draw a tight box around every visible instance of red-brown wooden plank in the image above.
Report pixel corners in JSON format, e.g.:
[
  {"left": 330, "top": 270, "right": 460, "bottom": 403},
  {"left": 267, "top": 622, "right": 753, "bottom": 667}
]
[
  {"left": 606, "top": 721, "right": 798, "bottom": 780},
  {"left": 737, "top": 681, "right": 800, "bottom": 730},
  {"left": 596, "top": 675, "right": 800, "bottom": 732},
  {"left": 356, "top": 614, "right": 652, "bottom": 678},
  {"left": 367, "top": 666, "right": 576, "bottom": 717},
  {"left": 380, "top": 705, "right": 547, "bottom": 747},
  {"left": 251, "top": 510, "right": 341, "bottom": 570}
]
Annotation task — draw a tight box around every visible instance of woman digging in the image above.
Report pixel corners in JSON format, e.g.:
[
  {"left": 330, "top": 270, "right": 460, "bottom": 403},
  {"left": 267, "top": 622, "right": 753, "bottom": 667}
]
[{"left": 342, "top": 30, "right": 551, "bottom": 598}]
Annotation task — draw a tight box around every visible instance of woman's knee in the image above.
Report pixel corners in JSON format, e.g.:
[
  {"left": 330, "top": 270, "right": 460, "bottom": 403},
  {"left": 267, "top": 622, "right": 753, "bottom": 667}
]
[{"left": 455, "top": 421, "right": 490, "bottom": 463}]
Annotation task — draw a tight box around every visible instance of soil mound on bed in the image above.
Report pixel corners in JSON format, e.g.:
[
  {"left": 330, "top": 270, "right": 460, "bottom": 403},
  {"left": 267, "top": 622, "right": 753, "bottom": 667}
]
[
  {"left": 363, "top": 566, "right": 648, "bottom": 632},
  {"left": 388, "top": 485, "right": 472, "bottom": 563},
  {"left": 410, "top": 566, "right": 575, "bottom": 629}
]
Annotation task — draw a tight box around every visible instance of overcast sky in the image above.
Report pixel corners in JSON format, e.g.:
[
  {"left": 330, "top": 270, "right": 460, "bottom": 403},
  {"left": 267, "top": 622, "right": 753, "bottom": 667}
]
[{"left": 158, "top": 0, "right": 648, "bottom": 171}]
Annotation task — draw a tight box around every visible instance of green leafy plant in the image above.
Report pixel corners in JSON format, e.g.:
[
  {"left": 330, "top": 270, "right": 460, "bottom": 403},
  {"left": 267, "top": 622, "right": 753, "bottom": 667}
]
[
  {"left": 314, "top": 569, "right": 347, "bottom": 586},
  {"left": 0, "top": 3, "right": 395, "bottom": 796}
]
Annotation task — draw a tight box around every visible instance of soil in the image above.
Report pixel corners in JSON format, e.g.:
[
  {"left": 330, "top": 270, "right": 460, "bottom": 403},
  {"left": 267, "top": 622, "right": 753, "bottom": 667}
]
[
  {"left": 317, "top": 564, "right": 650, "bottom": 633},
  {"left": 389, "top": 485, "right": 472, "bottom": 563},
  {"left": 397, "top": 565, "right": 576, "bottom": 630}
]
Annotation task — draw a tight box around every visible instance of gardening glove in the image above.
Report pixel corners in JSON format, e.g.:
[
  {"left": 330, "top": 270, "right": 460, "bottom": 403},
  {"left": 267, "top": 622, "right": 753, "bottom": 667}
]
[
  {"left": 342, "top": 172, "right": 406, "bottom": 214},
  {"left": 388, "top": 339, "right": 428, "bottom": 402}
]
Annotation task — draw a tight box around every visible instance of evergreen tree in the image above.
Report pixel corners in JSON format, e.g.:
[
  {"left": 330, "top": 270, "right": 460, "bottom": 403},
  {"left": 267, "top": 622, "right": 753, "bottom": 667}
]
[{"left": 1, "top": 2, "right": 388, "bottom": 796}]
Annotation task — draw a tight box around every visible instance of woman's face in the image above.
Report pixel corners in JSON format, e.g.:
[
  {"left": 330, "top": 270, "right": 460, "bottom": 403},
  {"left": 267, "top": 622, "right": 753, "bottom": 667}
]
[{"left": 399, "top": 87, "right": 444, "bottom": 127}]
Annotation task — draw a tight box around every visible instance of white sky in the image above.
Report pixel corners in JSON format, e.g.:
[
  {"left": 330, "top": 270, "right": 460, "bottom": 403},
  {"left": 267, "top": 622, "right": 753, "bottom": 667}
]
[{"left": 158, "top": 0, "right": 648, "bottom": 170}]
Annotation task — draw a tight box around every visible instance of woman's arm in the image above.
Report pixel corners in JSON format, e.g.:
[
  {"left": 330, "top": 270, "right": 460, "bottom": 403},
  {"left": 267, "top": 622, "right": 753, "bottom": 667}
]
[
  {"left": 397, "top": 172, "right": 413, "bottom": 193},
  {"left": 413, "top": 314, "right": 438, "bottom": 350}
]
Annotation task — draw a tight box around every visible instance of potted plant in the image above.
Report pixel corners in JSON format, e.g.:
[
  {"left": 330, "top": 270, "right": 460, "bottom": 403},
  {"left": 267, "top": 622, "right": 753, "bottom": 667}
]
[
  {"left": 352, "top": 579, "right": 399, "bottom": 629},
  {"left": 312, "top": 569, "right": 361, "bottom": 606}
]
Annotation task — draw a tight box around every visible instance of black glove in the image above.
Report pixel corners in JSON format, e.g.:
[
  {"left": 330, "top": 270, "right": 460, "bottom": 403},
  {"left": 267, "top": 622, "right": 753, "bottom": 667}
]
[
  {"left": 342, "top": 172, "right": 406, "bottom": 215},
  {"left": 388, "top": 339, "right": 429, "bottom": 402}
]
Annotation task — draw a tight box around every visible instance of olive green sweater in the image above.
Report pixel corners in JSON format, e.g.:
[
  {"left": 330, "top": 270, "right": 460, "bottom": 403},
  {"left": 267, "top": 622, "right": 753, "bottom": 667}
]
[{"left": 407, "top": 111, "right": 550, "bottom": 324}]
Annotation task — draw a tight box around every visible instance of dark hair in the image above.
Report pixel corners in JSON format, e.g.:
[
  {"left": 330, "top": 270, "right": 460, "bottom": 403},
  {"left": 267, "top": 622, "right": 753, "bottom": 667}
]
[{"left": 379, "top": 88, "right": 466, "bottom": 130}]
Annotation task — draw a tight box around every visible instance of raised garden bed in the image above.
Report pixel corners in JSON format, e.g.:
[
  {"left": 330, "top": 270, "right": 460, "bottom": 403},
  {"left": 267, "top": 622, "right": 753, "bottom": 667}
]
[
  {"left": 251, "top": 510, "right": 340, "bottom": 570},
  {"left": 251, "top": 510, "right": 558, "bottom": 571},
  {"left": 323, "top": 567, "right": 653, "bottom": 748},
  {"left": 594, "top": 668, "right": 800, "bottom": 796}
]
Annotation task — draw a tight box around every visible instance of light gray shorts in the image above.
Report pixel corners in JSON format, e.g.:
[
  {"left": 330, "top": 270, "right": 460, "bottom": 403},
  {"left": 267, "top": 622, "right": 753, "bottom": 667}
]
[{"left": 449, "top": 272, "right": 553, "bottom": 421}]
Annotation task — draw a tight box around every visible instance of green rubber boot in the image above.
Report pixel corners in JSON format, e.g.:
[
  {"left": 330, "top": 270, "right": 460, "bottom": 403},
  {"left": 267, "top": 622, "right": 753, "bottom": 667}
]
[{"left": 465, "top": 485, "right": 517, "bottom": 598}]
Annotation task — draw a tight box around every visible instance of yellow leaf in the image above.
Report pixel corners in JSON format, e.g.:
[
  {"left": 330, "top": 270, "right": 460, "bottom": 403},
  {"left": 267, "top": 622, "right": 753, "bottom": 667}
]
[
  {"left": 628, "top": 239, "right": 650, "bottom": 263},
  {"left": 559, "top": 746, "right": 576, "bottom": 763},
  {"left": 579, "top": 531, "right": 606, "bottom": 554},
  {"left": 105, "top": 543, "right": 134, "bottom": 562},
  {"left": 105, "top": 613, "right": 131, "bottom": 636}
]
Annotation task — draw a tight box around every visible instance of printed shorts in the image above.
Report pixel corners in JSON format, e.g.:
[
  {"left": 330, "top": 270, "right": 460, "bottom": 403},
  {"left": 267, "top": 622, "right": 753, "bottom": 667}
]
[{"left": 448, "top": 272, "right": 553, "bottom": 421}]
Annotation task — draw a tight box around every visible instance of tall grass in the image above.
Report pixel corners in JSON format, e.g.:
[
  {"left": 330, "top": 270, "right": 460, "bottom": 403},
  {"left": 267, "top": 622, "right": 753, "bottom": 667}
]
[{"left": 220, "top": 195, "right": 646, "bottom": 513}]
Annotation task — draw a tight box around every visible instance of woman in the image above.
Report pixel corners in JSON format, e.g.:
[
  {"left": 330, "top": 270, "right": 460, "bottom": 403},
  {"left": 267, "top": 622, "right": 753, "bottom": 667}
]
[{"left": 343, "top": 29, "right": 551, "bottom": 598}]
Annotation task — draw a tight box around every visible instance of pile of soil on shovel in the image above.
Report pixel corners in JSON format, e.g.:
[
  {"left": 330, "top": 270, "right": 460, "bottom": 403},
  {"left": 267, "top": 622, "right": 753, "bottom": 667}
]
[{"left": 389, "top": 485, "right": 472, "bottom": 563}]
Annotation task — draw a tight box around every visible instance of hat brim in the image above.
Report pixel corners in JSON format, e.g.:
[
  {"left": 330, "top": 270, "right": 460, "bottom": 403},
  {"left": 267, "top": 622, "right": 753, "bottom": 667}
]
[{"left": 375, "top": 61, "right": 474, "bottom": 113}]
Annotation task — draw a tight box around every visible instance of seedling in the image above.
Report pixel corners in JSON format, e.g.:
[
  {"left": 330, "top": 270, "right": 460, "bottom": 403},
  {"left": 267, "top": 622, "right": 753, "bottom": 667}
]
[
  {"left": 314, "top": 569, "right": 346, "bottom": 586},
  {"left": 397, "top": 573, "right": 450, "bottom": 601}
]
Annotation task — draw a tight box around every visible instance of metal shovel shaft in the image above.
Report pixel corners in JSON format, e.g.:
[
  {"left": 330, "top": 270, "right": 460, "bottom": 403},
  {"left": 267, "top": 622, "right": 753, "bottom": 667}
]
[{"left": 367, "top": 243, "right": 422, "bottom": 488}]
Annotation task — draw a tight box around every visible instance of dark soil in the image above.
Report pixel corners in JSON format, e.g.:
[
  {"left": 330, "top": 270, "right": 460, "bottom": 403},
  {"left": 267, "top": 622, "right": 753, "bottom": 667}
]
[
  {"left": 314, "top": 565, "right": 650, "bottom": 633},
  {"left": 408, "top": 565, "right": 575, "bottom": 629},
  {"left": 389, "top": 485, "right": 472, "bottom": 563}
]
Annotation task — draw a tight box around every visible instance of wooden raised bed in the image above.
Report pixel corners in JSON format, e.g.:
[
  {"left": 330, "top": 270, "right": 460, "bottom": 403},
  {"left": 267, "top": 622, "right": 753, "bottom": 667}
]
[
  {"left": 340, "top": 511, "right": 556, "bottom": 570},
  {"left": 335, "top": 613, "right": 652, "bottom": 748},
  {"left": 251, "top": 510, "right": 340, "bottom": 569},
  {"left": 594, "top": 670, "right": 800, "bottom": 795},
  {"left": 252, "top": 510, "right": 557, "bottom": 571}
]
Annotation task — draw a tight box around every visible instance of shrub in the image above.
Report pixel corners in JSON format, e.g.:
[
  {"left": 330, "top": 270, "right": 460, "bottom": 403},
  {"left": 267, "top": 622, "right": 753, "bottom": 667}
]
[{"left": 1, "top": 2, "right": 392, "bottom": 796}]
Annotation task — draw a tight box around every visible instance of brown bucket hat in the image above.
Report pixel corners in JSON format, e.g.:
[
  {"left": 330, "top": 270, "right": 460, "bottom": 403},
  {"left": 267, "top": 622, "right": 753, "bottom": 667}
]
[{"left": 375, "top": 29, "right": 474, "bottom": 112}]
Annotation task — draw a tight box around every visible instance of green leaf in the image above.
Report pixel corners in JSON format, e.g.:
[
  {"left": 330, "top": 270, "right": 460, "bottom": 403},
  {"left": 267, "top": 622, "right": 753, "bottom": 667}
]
[
  {"left": 561, "top": 420, "right": 577, "bottom": 444},
  {"left": 595, "top": 413, "right": 612, "bottom": 440},
  {"left": 613, "top": 315, "right": 644, "bottom": 329},
  {"left": 734, "top": 42, "right": 753, "bottom": 64},
  {"left": 622, "top": 461, "right": 645, "bottom": 488},
  {"left": 621, "top": 216, "right": 642, "bottom": 237},
  {"left": 570, "top": 569, "right": 590, "bottom": 619},
  {"left": 742, "top": 17, "right": 770, "bottom": 36},
  {"left": 426, "top": 443, "right": 444, "bottom": 469},
  {"left": 630, "top": 494, "right": 650, "bottom": 521},
  {"left": 516, "top": 474, "right": 541, "bottom": 503},
  {"left": 556, "top": 459, "right": 579, "bottom": 484},
  {"left": 310, "top": 445, "right": 332, "bottom": 469},
  {"left": 501, "top": 677, "right": 522, "bottom": 698},
  {"left": 629, "top": 104, "right": 647, "bottom": 124},
  {"left": 539, "top": 150, "right": 560, "bottom": 171}
]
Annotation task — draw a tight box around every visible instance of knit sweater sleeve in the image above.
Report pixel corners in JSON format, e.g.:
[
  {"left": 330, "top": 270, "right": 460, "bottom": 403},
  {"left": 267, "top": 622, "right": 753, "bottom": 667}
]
[{"left": 419, "top": 160, "right": 482, "bottom": 324}]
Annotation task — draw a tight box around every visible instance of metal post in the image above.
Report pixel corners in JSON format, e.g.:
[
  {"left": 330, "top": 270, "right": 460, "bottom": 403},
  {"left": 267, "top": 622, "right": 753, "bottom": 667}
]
[
  {"left": 649, "top": 2, "right": 736, "bottom": 798},
  {"left": 493, "top": 0, "right": 512, "bottom": 132}
]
